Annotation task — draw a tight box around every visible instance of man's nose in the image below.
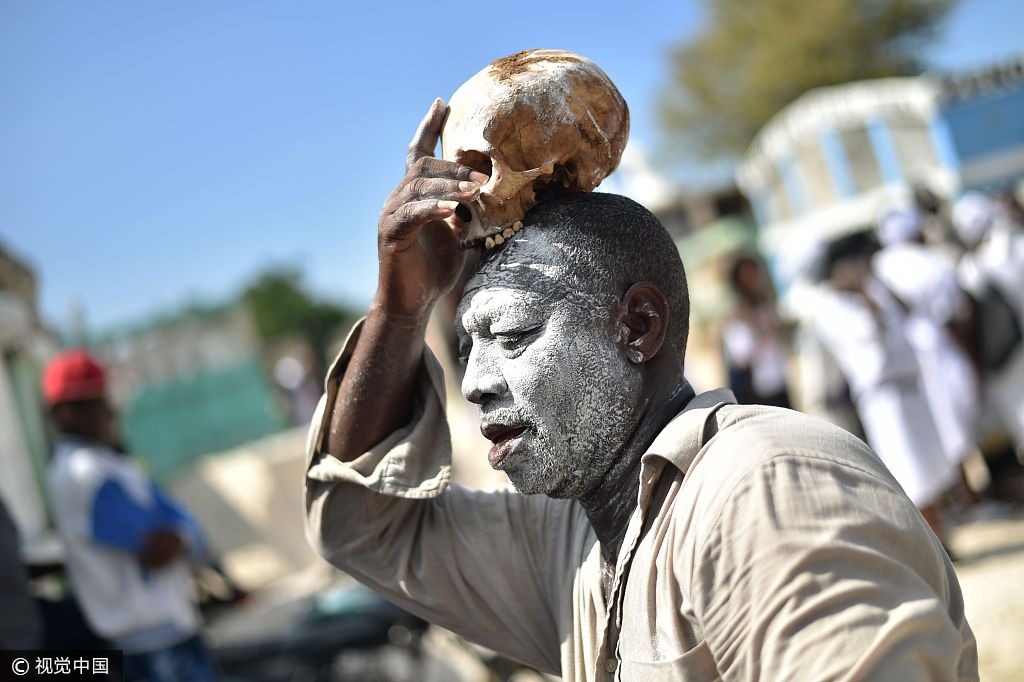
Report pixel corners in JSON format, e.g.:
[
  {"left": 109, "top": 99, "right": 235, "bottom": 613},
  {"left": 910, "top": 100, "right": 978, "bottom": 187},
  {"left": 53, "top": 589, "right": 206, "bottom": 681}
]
[{"left": 462, "top": 351, "right": 508, "bottom": 405}]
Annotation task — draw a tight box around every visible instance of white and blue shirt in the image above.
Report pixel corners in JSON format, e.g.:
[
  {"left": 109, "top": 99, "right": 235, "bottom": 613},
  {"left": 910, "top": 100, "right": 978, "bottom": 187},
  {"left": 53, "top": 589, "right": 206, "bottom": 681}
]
[{"left": 48, "top": 436, "right": 205, "bottom": 653}]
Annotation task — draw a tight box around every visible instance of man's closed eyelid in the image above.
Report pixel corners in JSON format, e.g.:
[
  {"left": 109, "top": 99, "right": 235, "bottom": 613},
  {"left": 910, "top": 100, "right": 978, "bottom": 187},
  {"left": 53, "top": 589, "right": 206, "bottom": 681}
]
[{"left": 493, "top": 322, "right": 544, "bottom": 338}]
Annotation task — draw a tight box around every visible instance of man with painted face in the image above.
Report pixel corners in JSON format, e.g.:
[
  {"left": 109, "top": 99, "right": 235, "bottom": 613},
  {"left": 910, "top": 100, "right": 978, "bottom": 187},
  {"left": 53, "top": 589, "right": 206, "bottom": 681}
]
[{"left": 304, "top": 101, "right": 977, "bottom": 680}]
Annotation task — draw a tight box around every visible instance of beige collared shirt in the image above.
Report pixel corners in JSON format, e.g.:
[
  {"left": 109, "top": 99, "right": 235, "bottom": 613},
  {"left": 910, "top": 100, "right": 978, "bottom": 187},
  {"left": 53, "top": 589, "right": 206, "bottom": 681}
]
[{"left": 304, "top": 322, "right": 977, "bottom": 681}]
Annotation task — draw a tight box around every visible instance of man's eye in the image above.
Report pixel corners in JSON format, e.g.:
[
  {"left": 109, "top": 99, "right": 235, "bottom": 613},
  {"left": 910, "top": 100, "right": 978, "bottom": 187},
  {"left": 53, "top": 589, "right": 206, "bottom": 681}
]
[{"left": 496, "top": 326, "right": 541, "bottom": 353}]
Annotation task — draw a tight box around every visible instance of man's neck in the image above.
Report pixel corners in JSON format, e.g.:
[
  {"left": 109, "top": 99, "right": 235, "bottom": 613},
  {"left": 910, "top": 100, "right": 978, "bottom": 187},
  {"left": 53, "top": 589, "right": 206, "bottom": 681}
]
[
  {"left": 739, "top": 290, "right": 765, "bottom": 306},
  {"left": 579, "top": 378, "right": 694, "bottom": 569},
  {"left": 59, "top": 430, "right": 119, "bottom": 453}
]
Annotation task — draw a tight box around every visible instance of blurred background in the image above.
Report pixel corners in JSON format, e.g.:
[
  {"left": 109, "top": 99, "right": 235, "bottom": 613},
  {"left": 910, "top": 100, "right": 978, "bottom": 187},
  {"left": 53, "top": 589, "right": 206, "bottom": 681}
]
[{"left": 2, "top": 0, "right": 1023, "bottom": 679}]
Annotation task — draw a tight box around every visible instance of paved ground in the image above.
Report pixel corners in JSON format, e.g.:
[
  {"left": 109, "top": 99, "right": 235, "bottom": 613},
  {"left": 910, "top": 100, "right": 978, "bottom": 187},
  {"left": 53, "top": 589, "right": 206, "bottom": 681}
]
[{"left": 950, "top": 504, "right": 1024, "bottom": 681}]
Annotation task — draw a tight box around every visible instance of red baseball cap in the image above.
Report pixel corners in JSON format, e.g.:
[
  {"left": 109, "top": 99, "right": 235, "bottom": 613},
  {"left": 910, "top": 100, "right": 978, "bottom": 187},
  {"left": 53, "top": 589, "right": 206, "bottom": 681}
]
[{"left": 42, "top": 349, "right": 108, "bottom": 406}]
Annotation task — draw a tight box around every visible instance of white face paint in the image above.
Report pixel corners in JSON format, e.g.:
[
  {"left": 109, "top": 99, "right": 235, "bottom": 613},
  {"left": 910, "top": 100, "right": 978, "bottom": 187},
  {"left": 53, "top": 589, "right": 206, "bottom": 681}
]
[{"left": 456, "top": 238, "right": 644, "bottom": 498}]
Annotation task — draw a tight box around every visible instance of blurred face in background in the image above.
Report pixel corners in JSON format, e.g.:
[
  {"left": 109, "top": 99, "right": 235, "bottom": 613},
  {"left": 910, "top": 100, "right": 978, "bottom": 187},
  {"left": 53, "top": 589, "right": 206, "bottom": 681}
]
[
  {"left": 736, "top": 260, "right": 764, "bottom": 300},
  {"left": 52, "top": 397, "right": 119, "bottom": 449},
  {"left": 829, "top": 256, "right": 869, "bottom": 294}
]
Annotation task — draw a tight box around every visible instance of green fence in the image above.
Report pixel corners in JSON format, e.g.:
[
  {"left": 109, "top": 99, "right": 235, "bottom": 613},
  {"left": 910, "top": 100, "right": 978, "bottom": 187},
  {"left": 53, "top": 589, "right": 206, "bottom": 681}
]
[{"left": 122, "top": 359, "right": 286, "bottom": 480}]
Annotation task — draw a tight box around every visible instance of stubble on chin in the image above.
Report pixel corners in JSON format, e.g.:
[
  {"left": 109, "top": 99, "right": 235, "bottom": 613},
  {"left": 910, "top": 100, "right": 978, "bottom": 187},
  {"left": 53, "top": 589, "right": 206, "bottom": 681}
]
[{"left": 502, "top": 434, "right": 588, "bottom": 498}]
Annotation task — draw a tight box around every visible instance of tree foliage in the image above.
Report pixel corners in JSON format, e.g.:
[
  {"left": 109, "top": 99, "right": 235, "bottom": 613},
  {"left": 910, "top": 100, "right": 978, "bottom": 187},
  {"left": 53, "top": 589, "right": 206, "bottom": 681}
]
[
  {"left": 659, "top": 0, "right": 957, "bottom": 161},
  {"left": 242, "top": 267, "right": 356, "bottom": 360}
]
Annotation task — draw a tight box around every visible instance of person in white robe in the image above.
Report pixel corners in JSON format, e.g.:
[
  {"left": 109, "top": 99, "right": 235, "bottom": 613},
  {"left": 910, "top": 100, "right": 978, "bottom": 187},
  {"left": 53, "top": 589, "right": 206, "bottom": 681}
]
[
  {"left": 872, "top": 209, "right": 979, "bottom": 469},
  {"left": 952, "top": 193, "right": 1024, "bottom": 453},
  {"left": 812, "top": 233, "right": 958, "bottom": 537}
]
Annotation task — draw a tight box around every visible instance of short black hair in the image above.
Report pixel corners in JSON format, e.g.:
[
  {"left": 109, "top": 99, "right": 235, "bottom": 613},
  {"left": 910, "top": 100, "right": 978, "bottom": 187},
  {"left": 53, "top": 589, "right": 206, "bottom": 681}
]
[
  {"left": 476, "top": 192, "right": 690, "bottom": 360},
  {"left": 824, "top": 230, "right": 879, "bottom": 276}
]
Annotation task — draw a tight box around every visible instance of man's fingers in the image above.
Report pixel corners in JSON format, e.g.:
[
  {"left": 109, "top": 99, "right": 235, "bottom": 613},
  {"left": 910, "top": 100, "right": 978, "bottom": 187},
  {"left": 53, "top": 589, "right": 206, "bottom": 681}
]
[
  {"left": 384, "top": 199, "right": 459, "bottom": 244},
  {"left": 412, "top": 157, "right": 489, "bottom": 185},
  {"left": 399, "top": 176, "right": 480, "bottom": 204},
  {"left": 406, "top": 98, "right": 447, "bottom": 171}
]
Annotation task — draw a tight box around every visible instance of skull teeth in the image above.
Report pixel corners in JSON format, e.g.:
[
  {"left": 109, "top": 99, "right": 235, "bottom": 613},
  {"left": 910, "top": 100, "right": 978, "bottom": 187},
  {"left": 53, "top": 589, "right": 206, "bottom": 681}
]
[{"left": 459, "top": 221, "right": 527, "bottom": 250}]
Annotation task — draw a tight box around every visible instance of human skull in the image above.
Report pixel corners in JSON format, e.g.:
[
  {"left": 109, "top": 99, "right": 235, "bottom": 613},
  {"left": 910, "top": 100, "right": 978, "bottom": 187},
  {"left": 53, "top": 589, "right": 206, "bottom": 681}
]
[{"left": 441, "top": 49, "right": 629, "bottom": 249}]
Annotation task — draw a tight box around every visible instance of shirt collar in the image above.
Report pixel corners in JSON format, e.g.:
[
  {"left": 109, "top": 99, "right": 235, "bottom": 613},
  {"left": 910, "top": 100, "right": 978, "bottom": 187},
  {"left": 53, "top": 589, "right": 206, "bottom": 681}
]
[
  {"left": 601, "top": 385, "right": 737, "bottom": 665},
  {"left": 53, "top": 434, "right": 119, "bottom": 460},
  {"left": 643, "top": 386, "right": 737, "bottom": 475}
]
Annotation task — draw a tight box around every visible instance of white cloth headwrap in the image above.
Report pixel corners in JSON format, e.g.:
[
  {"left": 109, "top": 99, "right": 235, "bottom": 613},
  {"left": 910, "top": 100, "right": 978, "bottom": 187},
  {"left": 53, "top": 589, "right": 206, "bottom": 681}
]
[
  {"left": 952, "top": 192, "right": 996, "bottom": 247},
  {"left": 875, "top": 209, "right": 923, "bottom": 246}
]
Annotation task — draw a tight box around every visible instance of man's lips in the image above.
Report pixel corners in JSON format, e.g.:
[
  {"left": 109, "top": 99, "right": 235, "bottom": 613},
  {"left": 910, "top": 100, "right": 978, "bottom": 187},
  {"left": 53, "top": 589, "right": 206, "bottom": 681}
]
[
  {"left": 481, "top": 423, "right": 527, "bottom": 468},
  {"left": 481, "top": 423, "right": 526, "bottom": 443}
]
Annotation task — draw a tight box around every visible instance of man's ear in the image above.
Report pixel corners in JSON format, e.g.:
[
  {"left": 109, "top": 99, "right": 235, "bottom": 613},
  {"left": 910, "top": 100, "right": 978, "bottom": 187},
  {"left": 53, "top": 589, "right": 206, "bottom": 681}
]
[{"left": 617, "top": 283, "right": 668, "bottom": 364}]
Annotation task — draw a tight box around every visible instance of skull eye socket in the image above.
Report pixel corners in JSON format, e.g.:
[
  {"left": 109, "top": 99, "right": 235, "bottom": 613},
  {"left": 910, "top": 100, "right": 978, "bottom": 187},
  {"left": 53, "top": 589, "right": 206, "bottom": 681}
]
[
  {"left": 455, "top": 203, "right": 473, "bottom": 224},
  {"left": 457, "top": 151, "right": 493, "bottom": 178},
  {"left": 532, "top": 162, "right": 580, "bottom": 203}
]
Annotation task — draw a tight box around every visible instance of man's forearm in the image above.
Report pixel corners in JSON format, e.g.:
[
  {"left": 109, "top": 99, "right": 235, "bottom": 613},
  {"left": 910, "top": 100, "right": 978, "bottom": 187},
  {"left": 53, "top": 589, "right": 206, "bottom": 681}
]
[{"left": 322, "top": 303, "right": 430, "bottom": 462}]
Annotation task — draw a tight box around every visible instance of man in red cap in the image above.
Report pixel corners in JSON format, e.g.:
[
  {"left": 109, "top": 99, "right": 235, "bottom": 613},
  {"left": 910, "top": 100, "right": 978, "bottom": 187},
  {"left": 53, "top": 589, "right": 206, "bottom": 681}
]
[
  {"left": 44, "top": 350, "right": 120, "bottom": 450},
  {"left": 44, "top": 350, "right": 217, "bottom": 682}
]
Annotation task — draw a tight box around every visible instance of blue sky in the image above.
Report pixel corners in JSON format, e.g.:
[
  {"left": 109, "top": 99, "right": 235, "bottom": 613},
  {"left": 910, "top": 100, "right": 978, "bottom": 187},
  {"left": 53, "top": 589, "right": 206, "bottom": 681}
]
[{"left": 0, "top": 0, "right": 1016, "bottom": 332}]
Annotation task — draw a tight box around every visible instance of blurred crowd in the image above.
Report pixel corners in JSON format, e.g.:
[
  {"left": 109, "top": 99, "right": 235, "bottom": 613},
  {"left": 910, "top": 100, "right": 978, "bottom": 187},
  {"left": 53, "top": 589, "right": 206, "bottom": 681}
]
[{"left": 720, "top": 186, "right": 1024, "bottom": 547}]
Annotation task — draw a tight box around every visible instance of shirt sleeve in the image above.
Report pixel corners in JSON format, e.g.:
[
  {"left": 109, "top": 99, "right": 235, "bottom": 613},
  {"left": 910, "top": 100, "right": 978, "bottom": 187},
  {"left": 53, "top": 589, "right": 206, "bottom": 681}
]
[
  {"left": 150, "top": 482, "right": 207, "bottom": 562},
  {"left": 689, "top": 453, "right": 977, "bottom": 682},
  {"left": 303, "top": 319, "right": 584, "bottom": 675},
  {"left": 90, "top": 479, "right": 157, "bottom": 553},
  {"left": 90, "top": 475, "right": 204, "bottom": 563}
]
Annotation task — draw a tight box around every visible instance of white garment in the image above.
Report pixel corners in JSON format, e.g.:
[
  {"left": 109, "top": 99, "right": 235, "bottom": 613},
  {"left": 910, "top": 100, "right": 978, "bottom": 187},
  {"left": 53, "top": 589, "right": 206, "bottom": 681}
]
[
  {"left": 722, "top": 309, "right": 789, "bottom": 397},
  {"left": 857, "top": 380, "right": 958, "bottom": 508},
  {"left": 48, "top": 439, "right": 201, "bottom": 650},
  {"left": 957, "top": 220, "right": 1024, "bottom": 313},
  {"left": 958, "top": 226, "right": 1024, "bottom": 444},
  {"left": 813, "top": 281, "right": 958, "bottom": 507},
  {"left": 877, "top": 209, "right": 924, "bottom": 247},
  {"left": 873, "top": 243, "right": 978, "bottom": 464}
]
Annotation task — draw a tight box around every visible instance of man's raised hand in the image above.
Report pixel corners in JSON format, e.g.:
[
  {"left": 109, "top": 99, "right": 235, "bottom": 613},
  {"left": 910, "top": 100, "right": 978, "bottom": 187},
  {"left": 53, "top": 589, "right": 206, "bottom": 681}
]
[
  {"left": 324, "top": 100, "right": 487, "bottom": 460},
  {"left": 376, "top": 98, "right": 488, "bottom": 318}
]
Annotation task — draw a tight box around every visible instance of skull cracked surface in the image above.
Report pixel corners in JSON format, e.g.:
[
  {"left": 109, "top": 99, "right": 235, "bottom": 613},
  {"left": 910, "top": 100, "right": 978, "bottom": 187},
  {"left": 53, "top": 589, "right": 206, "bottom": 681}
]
[{"left": 441, "top": 49, "right": 629, "bottom": 249}]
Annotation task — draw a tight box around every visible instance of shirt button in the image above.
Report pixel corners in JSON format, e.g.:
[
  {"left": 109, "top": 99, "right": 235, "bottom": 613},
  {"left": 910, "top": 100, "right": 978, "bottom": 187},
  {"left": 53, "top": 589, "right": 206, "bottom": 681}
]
[{"left": 604, "top": 658, "right": 618, "bottom": 673}]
